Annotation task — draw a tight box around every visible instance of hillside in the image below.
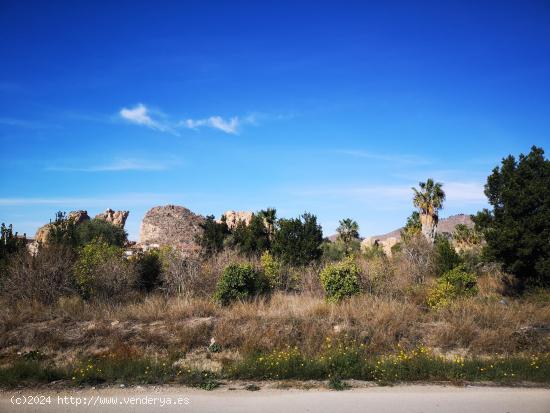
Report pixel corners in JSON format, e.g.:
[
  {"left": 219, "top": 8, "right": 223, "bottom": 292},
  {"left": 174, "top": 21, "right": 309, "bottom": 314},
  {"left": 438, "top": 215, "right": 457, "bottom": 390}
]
[
  {"left": 371, "top": 213, "right": 474, "bottom": 242},
  {"left": 327, "top": 214, "right": 474, "bottom": 242}
]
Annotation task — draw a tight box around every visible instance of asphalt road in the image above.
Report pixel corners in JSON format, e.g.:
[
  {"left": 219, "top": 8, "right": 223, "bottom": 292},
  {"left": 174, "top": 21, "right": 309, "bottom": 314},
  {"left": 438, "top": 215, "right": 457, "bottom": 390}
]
[{"left": 3, "top": 385, "right": 550, "bottom": 413}]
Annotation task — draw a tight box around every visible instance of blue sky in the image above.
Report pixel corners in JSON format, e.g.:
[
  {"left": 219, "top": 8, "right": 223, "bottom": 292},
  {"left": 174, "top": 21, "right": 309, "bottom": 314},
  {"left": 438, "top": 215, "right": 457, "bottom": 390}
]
[{"left": 1, "top": 1, "right": 549, "bottom": 240}]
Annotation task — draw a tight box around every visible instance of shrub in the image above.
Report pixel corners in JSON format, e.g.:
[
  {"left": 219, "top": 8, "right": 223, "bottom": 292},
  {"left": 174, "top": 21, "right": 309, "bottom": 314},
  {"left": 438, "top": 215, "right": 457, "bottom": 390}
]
[
  {"left": 260, "top": 251, "right": 282, "bottom": 289},
  {"left": 214, "top": 263, "right": 268, "bottom": 305},
  {"left": 397, "top": 234, "right": 435, "bottom": 283},
  {"left": 159, "top": 248, "right": 208, "bottom": 296},
  {"left": 134, "top": 250, "right": 162, "bottom": 292},
  {"left": 272, "top": 213, "right": 323, "bottom": 266},
  {"left": 2, "top": 245, "right": 76, "bottom": 304},
  {"left": 73, "top": 239, "right": 135, "bottom": 300},
  {"left": 427, "top": 265, "right": 478, "bottom": 308},
  {"left": 434, "top": 235, "right": 462, "bottom": 275},
  {"left": 320, "top": 258, "right": 361, "bottom": 301}
]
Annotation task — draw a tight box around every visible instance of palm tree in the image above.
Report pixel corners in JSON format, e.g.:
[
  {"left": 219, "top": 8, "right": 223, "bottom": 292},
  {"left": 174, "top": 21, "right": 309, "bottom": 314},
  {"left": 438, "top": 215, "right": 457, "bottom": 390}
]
[
  {"left": 336, "top": 218, "right": 360, "bottom": 254},
  {"left": 412, "top": 179, "right": 445, "bottom": 243},
  {"left": 258, "top": 208, "right": 277, "bottom": 240}
]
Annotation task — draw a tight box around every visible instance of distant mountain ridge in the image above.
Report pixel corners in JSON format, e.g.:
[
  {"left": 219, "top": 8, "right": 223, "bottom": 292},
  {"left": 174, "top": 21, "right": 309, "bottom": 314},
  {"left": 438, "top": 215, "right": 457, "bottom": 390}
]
[
  {"left": 370, "top": 214, "right": 474, "bottom": 242},
  {"left": 328, "top": 214, "right": 474, "bottom": 242}
]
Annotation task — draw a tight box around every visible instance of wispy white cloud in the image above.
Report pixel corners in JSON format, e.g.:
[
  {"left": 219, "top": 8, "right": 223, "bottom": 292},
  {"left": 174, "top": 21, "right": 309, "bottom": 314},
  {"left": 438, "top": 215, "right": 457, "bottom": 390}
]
[
  {"left": 183, "top": 115, "right": 253, "bottom": 134},
  {"left": 119, "top": 103, "right": 257, "bottom": 135},
  {"left": 46, "top": 158, "right": 178, "bottom": 172},
  {"left": 119, "top": 104, "right": 177, "bottom": 135}
]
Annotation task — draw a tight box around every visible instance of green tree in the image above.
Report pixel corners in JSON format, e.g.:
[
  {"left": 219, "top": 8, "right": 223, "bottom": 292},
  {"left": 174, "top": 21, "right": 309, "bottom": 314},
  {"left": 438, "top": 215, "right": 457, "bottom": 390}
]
[
  {"left": 412, "top": 179, "right": 445, "bottom": 243},
  {"left": 336, "top": 218, "right": 360, "bottom": 255},
  {"left": 76, "top": 218, "right": 127, "bottom": 247},
  {"left": 258, "top": 208, "right": 277, "bottom": 239},
  {"left": 47, "top": 213, "right": 126, "bottom": 248},
  {"left": 272, "top": 213, "right": 323, "bottom": 266},
  {"left": 0, "top": 223, "right": 26, "bottom": 274},
  {"left": 473, "top": 146, "right": 550, "bottom": 288},
  {"left": 434, "top": 235, "right": 462, "bottom": 275},
  {"left": 1, "top": 223, "right": 26, "bottom": 258},
  {"left": 401, "top": 211, "right": 422, "bottom": 240},
  {"left": 196, "top": 215, "right": 230, "bottom": 256},
  {"left": 452, "top": 224, "right": 481, "bottom": 248},
  {"left": 230, "top": 214, "right": 270, "bottom": 257},
  {"left": 48, "top": 211, "right": 79, "bottom": 247}
]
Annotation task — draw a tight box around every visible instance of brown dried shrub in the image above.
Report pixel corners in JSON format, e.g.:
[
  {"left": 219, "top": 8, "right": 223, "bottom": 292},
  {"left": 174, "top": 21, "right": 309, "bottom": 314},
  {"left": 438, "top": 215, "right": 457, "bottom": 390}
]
[{"left": 2, "top": 245, "right": 76, "bottom": 304}]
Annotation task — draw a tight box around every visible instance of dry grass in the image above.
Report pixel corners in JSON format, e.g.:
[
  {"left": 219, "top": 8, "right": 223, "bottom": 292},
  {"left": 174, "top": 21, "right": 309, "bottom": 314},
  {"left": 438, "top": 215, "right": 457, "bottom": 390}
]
[
  {"left": 2, "top": 289, "right": 548, "bottom": 369},
  {"left": 1, "top": 244, "right": 549, "bottom": 374}
]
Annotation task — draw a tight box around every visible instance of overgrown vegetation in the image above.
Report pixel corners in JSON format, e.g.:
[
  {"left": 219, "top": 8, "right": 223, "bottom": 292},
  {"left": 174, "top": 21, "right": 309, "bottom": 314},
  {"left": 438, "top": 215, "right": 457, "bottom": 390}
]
[
  {"left": 1, "top": 146, "right": 549, "bottom": 387},
  {"left": 1, "top": 341, "right": 549, "bottom": 387}
]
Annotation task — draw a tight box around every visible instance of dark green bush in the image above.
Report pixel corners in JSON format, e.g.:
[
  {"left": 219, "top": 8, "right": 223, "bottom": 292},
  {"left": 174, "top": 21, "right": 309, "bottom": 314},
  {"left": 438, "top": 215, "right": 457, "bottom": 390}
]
[
  {"left": 272, "top": 213, "right": 323, "bottom": 266},
  {"left": 320, "top": 258, "right": 361, "bottom": 301},
  {"left": 135, "top": 250, "right": 162, "bottom": 292},
  {"left": 214, "top": 263, "right": 268, "bottom": 305},
  {"left": 434, "top": 235, "right": 462, "bottom": 275}
]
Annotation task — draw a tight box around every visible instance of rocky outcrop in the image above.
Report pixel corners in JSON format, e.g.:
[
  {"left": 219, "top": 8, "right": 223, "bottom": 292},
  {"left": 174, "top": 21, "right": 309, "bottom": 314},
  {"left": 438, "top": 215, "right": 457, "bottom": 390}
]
[
  {"left": 35, "top": 225, "right": 53, "bottom": 244},
  {"left": 95, "top": 209, "right": 129, "bottom": 228},
  {"left": 35, "top": 210, "right": 91, "bottom": 243},
  {"left": 139, "top": 205, "right": 205, "bottom": 256},
  {"left": 67, "top": 210, "right": 91, "bottom": 225},
  {"left": 220, "top": 210, "right": 253, "bottom": 229},
  {"left": 361, "top": 236, "right": 399, "bottom": 256}
]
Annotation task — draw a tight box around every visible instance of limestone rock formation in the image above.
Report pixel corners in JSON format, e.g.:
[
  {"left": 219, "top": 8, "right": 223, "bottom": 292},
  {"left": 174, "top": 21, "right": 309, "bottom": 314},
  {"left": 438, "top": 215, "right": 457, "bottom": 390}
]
[
  {"left": 35, "top": 225, "right": 53, "bottom": 244},
  {"left": 140, "top": 205, "right": 205, "bottom": 255},
  {"left": 95, "top": 209, "right": 129, "bottom": 228},
  {"left": 35, "top": 210, "right": 91, "bottom": 243},
  {"left": 220, "top": 210, "right": 253, "bottom": 229},
  {"left": 67, "top": 210, "right": 91, "bottom": 225},
  {"left": 361, "top": 236, "right": 399, "bottom": 256}
]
